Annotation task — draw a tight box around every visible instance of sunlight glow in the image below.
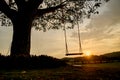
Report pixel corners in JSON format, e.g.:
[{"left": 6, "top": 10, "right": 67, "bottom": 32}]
[{"left": 84, "top": 51, "right": 92, "bottom": 56}]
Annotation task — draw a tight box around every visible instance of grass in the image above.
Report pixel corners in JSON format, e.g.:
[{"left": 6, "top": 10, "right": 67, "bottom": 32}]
[
  {"left": 0, "top": 62, "right": 120, "bottom": 80},
  {"left": 82, "top": 62, "right": 120, "bottom": 68}
]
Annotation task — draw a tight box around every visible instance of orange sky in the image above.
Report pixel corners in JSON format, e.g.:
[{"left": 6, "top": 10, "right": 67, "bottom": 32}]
[{"left": 0, "top": 0, "right": 120, "bottom": 58}]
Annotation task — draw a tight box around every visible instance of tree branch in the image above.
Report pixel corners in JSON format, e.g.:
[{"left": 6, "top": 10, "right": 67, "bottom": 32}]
[
  {"left": 36, "top": 3, "right": 65, "bottom": 17},
  {"left": 14, "top": 0, "right": 26, "bottom": 11},
  {"left": 0, "top": 0, "right": 17, "bottom": 19},
  {"left": 27, "top": 0, "right": 43, "bottom": 11}
]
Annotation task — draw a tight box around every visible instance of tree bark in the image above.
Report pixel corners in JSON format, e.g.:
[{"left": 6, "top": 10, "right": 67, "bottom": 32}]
[{"left": 10, "top": 15, "right": 32, "bottom": 57}]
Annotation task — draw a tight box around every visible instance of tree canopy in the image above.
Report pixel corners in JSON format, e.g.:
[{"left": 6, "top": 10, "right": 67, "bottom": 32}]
[{"left": 0, "top": 0, "right": 109, "bottom": 31}]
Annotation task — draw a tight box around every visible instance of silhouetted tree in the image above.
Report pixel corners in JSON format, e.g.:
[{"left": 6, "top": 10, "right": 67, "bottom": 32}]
[{"left": 0, "top": 0, "right": 109, "bottom": 56}]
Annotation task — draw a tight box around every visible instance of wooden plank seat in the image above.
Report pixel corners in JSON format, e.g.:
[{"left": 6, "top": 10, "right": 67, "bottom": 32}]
[{"left": 65, "top": 53, "right": 83, "bottom": 56}]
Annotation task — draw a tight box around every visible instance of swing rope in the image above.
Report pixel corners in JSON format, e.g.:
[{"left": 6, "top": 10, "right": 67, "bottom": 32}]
[
  {"left": 61, "top": 0, "right": 83, "bottom": 56},
  {"left": 77, "top": 15, "right": 83, "bottom": 54},
  {"left": 63, "top": 24, "right": 69, "bottom": 54}
]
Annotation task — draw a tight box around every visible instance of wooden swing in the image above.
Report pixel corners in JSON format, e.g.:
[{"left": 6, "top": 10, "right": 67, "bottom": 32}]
[
  {"left": 60, "top": 0, "right": 84, "bottom": 56},
  {"left": 63, "top": 21, "right": 84, "bottom": 56}
]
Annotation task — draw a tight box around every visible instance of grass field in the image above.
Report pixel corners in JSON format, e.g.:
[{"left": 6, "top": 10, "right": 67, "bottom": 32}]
[{"left": 0, "top": 62, "right": 120, "bottom": 80}]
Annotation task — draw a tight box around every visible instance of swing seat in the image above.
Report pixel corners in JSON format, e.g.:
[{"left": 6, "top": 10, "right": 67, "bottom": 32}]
[{"left": 65, "top": 52, "right": 83, "bottom": 56}]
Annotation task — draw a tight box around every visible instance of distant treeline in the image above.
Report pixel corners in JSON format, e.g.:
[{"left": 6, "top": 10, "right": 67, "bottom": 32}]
[
  {"left": 62, "top": 52, "right": 120, "bottom": 64},
  {"left": 0, "top": 54, "right": 67, "bottom": 70}
]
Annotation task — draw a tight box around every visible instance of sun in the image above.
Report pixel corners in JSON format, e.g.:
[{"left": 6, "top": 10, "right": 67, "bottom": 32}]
[{"left": 84, "top": 51, "right": 92, "bottom": 56}]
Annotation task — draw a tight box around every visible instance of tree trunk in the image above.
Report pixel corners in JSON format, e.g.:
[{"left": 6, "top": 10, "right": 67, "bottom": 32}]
[{"left": 10, "top": 16, "right": 32, "bottom": 57}]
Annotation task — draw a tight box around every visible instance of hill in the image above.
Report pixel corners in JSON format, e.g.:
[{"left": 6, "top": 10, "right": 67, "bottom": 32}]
[{"left": 101, "top": 51, "right": 120, "bottom": 58}]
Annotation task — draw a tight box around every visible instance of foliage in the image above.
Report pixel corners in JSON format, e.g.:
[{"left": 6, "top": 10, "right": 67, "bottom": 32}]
[{"left": 0, "top": 0, "right": 109, "bottom": 31}]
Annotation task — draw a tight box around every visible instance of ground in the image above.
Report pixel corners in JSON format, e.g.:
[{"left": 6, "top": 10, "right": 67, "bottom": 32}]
[{"left": 0, "top": 62, "right": 120, "bottom": 80}]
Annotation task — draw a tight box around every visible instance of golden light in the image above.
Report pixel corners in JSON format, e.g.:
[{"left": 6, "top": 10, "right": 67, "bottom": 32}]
[{"left": 84, "top": 51, "right": 92, "bottom": 56}]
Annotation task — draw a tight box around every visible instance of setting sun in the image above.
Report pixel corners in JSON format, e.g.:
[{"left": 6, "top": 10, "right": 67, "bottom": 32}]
[{"left": 84, "top": 51, "right": 92, "bottom": 56}]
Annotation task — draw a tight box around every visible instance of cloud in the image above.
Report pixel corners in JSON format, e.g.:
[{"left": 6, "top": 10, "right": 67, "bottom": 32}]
[{"left": 72, "top": 0, "right": 120, "bottom": 41}]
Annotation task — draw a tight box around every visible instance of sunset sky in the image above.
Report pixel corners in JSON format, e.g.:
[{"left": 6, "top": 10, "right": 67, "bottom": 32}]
[{"left": 0, "top": 0, "right": 120, "bottom": 58}]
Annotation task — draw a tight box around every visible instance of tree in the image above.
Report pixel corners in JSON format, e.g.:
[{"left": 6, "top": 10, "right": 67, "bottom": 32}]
[{"left": 0, "top": 0, "right": 109, "bottom": 57}]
